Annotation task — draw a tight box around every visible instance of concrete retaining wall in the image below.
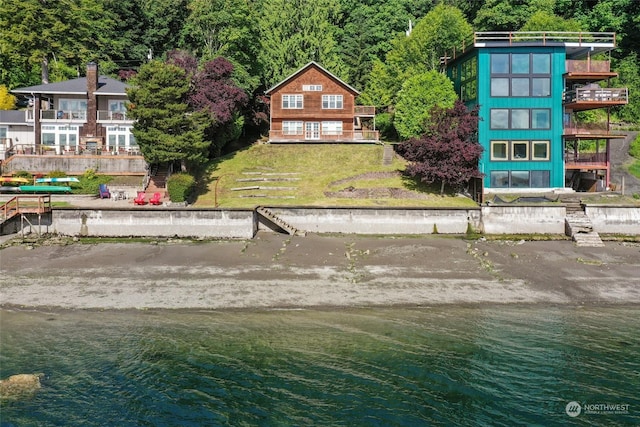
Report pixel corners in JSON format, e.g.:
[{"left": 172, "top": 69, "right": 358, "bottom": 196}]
[
  {"left": 52, "top": 208, "right": 256, "bottom": 239},
  {"left": 480, "top": 205, "right": 567, "bottom": 234},
  {"left": 3, "top": 155, "right": 147, "bottom": 175},
  {"left": 261, "top": 207, "right": 482, "bottom": 234},
  {"left": 585, "top": 205, "right": 640, "bottom": 234}
]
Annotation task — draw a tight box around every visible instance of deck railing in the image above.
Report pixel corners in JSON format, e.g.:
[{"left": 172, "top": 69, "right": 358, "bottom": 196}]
[
  {"left": 564, "top": 87, "right": 628, "bottom": 104},
  {"left": 97, "top": 110, "right": 132, "bottom": 121},
  {"left": 0, "top": 195, "right": 51, "bottom": 222},
  {"left": 354, "top": 106, "right": 376, "bottom": 116},
  {"left": 565, "top": 152, "right": 607, "bottom": 165},
  {"left": 269, "top": 130, "right": 379, "bottom": 142},
  {"left": 566, "top": 59, "right": 611, "bottom": 74}
]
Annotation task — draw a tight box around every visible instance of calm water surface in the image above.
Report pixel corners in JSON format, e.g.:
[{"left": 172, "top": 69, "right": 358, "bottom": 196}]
[{"left": 1, "top": 305, "right": 638, "bottom": 426}]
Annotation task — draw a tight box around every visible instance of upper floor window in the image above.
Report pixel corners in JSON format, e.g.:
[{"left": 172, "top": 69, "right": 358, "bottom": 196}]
[
  {"left": 322, "top": 95, "right": 343, "bottom": 109},
  {"left": 303, "top": 85, "right": 322, "bottom": 91},
  {"left": 490, "top": 53, "right": 551, "bottom": 98},
  {"left": 282, "top": 94, "right": 303, "bottom": 109},
  {"left": 59, "top": 99, "right": 87, "bottom": 112}
]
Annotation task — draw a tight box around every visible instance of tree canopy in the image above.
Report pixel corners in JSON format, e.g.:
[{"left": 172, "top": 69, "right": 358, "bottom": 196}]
[{"left": 396, "top": 101, "right": 483, "bottom": 194}]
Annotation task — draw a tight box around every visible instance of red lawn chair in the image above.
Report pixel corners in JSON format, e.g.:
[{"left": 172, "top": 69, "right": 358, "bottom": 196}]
[
  {"left": 149, "top": 192, "right": 163, "bottom": 205},
  {"left": 134, "top": 191, "right": 147, "bottom": 205}
]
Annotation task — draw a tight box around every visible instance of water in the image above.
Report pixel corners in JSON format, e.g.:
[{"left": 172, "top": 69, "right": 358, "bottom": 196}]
[{"left": 1, "top": 306, "right": 638, "bottom": 426}]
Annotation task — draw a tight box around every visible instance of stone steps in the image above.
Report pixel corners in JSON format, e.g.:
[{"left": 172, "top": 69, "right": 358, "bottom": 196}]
[
  {"left": 382, "top": 144, "right": 394, "bottom": 165},
  {"left": 565, "top": 212, "right": 604, "bottom": 247},
  {"left": 256, "top": 206, "right": 305, "bottom": 236}
]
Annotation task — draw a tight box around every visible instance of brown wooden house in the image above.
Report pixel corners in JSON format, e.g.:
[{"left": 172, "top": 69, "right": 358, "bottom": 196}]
[{"left": 265, "top": 62, "right": 378, "bottom": 143}]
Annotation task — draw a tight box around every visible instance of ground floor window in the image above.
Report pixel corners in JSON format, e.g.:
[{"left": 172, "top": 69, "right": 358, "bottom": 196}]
[
  {"left": 41, "top": 125, "right": 78, "bottom": 153},
  {"left": 106, "top": 126, "right": 137, "bottom": 153},
  {"left": 490, "top": 170, "right": 550, "bottom": 188},
  {"left": 282, "top": 121, "right": 303, "bottom": 135},
  {"left": 322, "top": 121, "right": 343, "bottom": 136}
]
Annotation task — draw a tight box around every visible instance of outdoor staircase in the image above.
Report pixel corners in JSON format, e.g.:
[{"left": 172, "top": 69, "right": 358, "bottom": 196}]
[
  {"left": 256, "top": 206, "right": 305, "bottom": 236},
  {"left": 563, "top": 197, "right": 604, "bottom": 247},
  {"left": 145, "top": 165, "right": 169, "bottom": 198},
  {"left": 382, "top": 144, "right": 394, "bottom": 165}
]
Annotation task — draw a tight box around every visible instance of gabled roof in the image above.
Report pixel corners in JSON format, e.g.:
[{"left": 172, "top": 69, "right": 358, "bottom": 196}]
[
  {"left": 0, "top": 110, "right": 29, "bottom": 125},
  {"left": 11, "top": 76, "right": 129, "bottom": 96},
  {"left": 265, "top": 61, "right": 359, "bottom": 95}
]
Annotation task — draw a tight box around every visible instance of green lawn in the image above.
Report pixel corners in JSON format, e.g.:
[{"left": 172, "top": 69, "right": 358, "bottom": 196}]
[
  {"left": 192, "top": 144, "right": 478, "bottom": 208},
  {"left": 629, "top": 159, "right": 640, "bottom": 179}
]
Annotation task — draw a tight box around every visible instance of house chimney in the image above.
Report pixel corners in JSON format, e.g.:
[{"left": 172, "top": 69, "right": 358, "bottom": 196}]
[{"left": 85, "top": 62, "right": 98, "bottom": 138}]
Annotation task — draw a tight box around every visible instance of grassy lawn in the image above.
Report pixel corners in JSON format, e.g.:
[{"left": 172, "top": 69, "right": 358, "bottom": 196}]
[
  {"left": 629, "top": 159, "right": 640, "bottom": 179},
  {"left": 192, "top": 144, "right": 477, "bottom": 208}
]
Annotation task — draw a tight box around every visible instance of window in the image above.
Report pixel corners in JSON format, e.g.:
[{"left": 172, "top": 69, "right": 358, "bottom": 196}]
[
  {"left": 282, "top": 121, "right": 303, "bottom": 135},
  {"left": 460, "top": 56, "right": 477, "bottom": 101},
  {"left": 511, "top": 110, "right": 530, "bottom": 129},
  {"left": 490, "top": 53, "right": 551, "bottom": 97},
  {"left": 106, "top": 126, "right": 135, "bottom": 152},
  {"left": 491, "top": 78, "right": 510, "bottom": 97},
  {"left": 282, "top": 94, "right": 303, "bottom": 109},
  {"left": 531, "top": 109, "right": 550, "bottom": 129},
  {"left": 532, "top": 141, "right": 550, "bottom": 160},
  {"left": 512, "top": 141, "right": 529, "bottom": 160},
  {"left": 302, "top": 85, "right": 322, "bottom": 91},
  {"left": 0, "top": 127, "right": 6, "bottom": 140},
  {"left": 490, "top": 171, "right": 510, "bottom": 188},
  {"left": 511, "top": 171, "right": 530, "bottom": 187},
  {"left": 491, "top": 141, "right": 508, "bottom": 160},
  {"left": 322, "top": 95, "right": 343, "bottom": 109},
  {"left": 490, "top": 109, "right": 509, "bottom": 129},
  {"left": 322, "top": 121, "right": 343, "bottom": 135},
  {"left": 491, "top": 54, "right": 509, "bottom": 74},
  {"left": 490, "top": 170, "right": 550, "bottom": 188}
]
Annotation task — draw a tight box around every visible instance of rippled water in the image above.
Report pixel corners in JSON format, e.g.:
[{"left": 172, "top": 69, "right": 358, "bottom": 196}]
[{"left": 1, "top": 306, "right": 639, "bottom": 426}]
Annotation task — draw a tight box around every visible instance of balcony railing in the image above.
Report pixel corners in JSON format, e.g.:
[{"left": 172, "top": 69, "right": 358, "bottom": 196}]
[
  {"left": 566, "top": 59, "right": 611, "bottom": 74},
  {"left": 565, "top": 152, "right": 607, "bottom": 165},
  {"left": 564, "top": 121, "right": 609, "bottom": 135},
  {"left": 354, "top": 106, "right": 376, "bottom": 116},
  {"left": 97, "top": 110, "right": 132, "bottom": 121},
  {"left": 269, "top": 130, "right": 379, "bottom": 142},
  {"left": 39, "top": 110, "right": 87, "bottom": 121},
  {"left": 564, "top": 87, "right": 628, "bottom": 104}
]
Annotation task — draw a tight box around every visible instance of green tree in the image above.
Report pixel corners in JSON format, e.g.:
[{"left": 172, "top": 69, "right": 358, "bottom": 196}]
[
  {"left": 474, "top": 0, "right": 555, "bottom": 31},
  {"left": 126, "top": 61, "right": 212, "bottom": 171},
  {"left": 613, "top": 53, "right": 640, "bottom": 124},
  {"left": 0, "top": 85, "right": 16, "bottom": 109},
  {"left": 394, "top": 70, "right": 457, "bottom": 140},
  {"left": 520, "top": 11, "right": 583, "bottom": 32},
  {"left": 256, "top": 0, "right": 344, "bottom": 88},
  {"left": 361, "top": 4, "right": 471, "bottom": 109},
  {"left": 0, "top": 0, "right": 115, "bottom": 83},
  {"left": 139, "top": 0, "right": 189, "bottom": 61}
]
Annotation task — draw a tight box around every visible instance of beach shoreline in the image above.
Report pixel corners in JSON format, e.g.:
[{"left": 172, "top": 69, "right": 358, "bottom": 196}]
[{"left": 1, "top": 233, "right": 639, "bottom": 311}]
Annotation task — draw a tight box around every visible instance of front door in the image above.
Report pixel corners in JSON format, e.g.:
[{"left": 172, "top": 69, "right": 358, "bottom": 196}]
[{"left": 305, "top": 122, "right": 320, "bottom": 140}]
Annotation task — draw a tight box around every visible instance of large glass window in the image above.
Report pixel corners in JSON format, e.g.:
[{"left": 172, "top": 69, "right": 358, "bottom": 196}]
[
  {"left": 490, "top": 109, "right": 509, "bottom": 129},
  {"left": 512, "top": 78, "right": 530, "bottom": 96},
  {"left": 490, "top": 171, "right": 510, "bottom": 188},
  {"left": 491, "top": 78, "right": 510, "bottom": 97},
  {"left": 511, "top": 171, "right": 530, "bottom": 187},
  {"left": 282, "top": 94, "right": 303, "bottom": 109},
  {"left": 512, "top": 54, "right": 530, "bottom": 74},
  {"left": 511, "top": 110, "right": 530, "bottom": 129},
  {"left": 282, "top": 121, "right": 303, "bottom": 135},
  {"left": 491, "top": 141, "right": 508, "bottom": 160},
  {"left": 532, "top": 78, "right": 551, "bottom": 96},
  {"left": 322, "top": 95, "right": 343, "bottom": 109},
  {"left": 531, "top": 170, "right": 550, "bottom": 187},
  {"left": 491, "top": 54, "right": 509, "bottom": 74},
  {"left": 322, "top": 121, "right": 343, "bottom": 135},
  {"left": 532, "top": 54, "right": 551, "bottom": 74},
  {"left": 531, "top": 109, "right": 550, "bottom": 129}
]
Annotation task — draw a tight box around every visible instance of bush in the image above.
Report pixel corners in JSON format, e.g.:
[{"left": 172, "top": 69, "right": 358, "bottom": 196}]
[
  {"left": 375, "top": 112, "right": 398, "bottom": 141},
  {"left": 48, "top": 170, "right": 68, "bottom": 178},
  {"left": 167, "top": 173, "right": 195, "bottom": 202}
]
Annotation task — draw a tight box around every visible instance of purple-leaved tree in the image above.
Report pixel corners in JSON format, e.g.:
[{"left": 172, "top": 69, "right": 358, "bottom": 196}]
[{"left": 396, "top": 100, "right": 483, "bottom": 195}]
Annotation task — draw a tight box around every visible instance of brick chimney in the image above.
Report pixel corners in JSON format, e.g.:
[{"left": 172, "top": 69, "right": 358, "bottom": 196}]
[{"left": 85, "top": 62, "right": 98, "bottom": 138}]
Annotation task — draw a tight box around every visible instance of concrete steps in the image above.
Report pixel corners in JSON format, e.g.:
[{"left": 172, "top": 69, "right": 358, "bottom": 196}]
[
  {"left": 382, "top": 144, "right": 394, "bottom": 165},
  {"left": 256, "top": 206, "right": 305, "bottom": 236},
  {"left": 565, "top": 212, "right": 605, "bottom": 247}
]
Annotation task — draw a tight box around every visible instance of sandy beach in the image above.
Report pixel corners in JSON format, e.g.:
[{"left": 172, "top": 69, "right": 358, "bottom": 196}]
[{"left": 1, "top": 233, "right": 639, "bottom": 310}]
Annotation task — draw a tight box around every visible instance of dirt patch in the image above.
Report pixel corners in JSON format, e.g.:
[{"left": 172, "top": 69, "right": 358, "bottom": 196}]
[
  {"left": 329, "top": 171, "right": 401, "bottom": 187},
  {"left": 325, "top": 187, "right": 430, "bottom": 199}
]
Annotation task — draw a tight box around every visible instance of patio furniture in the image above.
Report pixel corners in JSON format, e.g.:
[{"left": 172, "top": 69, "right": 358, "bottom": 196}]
[
  {"left": 134, "top": 191, "right": 147, "bottom": 205},
  {"left": 98, "top": 184, "right": 111, "bottom": 199},
  {"left": 149, "top": 192, "right": 163, "bottom": 205}
]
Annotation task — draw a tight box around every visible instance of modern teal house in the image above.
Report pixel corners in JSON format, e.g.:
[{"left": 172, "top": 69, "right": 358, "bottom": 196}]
[{"left": 444, "top": 32, "right": 628, "bottom": 192}]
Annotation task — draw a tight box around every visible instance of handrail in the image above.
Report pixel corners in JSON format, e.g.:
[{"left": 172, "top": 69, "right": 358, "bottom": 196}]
[{"left": 1, "top": 195, "right": 52, "bottom": 223}]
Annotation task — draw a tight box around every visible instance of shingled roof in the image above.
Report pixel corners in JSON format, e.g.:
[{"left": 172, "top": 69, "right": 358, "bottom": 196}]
[{"left": 11, "top": 76, "right": 128, "bottom": 96}]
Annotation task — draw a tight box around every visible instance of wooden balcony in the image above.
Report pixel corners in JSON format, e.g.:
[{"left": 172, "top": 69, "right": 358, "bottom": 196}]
[
  {"left": 565, "top": 60, "right": 617, "bottom": 80},
  {"left": 565, "top": 152, "right": 608, "bottom": 169},
  {"left": 37, "top": 110, "right": 88, "bottom": 121},
  {"left": 563, "top": 122, "right": 627, "bottom": 139},
  {"left": 354, "top": 106, "right": 375, "bottom": 117},
  {"left": 97, "top": 110, "right": 133, "bottom": 122},
  {"left": 268, "top": 130, "right": 379, "bottom": 143},
  {"left": 564, "top": 87, "right": 628, "bottom": 111}
]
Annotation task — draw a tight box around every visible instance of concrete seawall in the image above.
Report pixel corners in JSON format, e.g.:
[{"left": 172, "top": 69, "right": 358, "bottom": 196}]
[{"left": 3, "top": 205, "right": 636, "bottom": 239}]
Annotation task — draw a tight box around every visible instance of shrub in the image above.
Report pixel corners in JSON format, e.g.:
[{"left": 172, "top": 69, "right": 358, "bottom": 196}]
[
  {"left": 14, "top": 170, "right": 32, "bottom": 179},
  {"left": 167, "top": 173, "right": 195, "bottom": 202},
  {"left": 48, "top": 170, "right": 68, "bottom": 178},
  {"left": 630, "top": 134, "right": 640, "bottom": 159},
  {"left": 375, "top": 112, "right": 398, "bottom": 141}
]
